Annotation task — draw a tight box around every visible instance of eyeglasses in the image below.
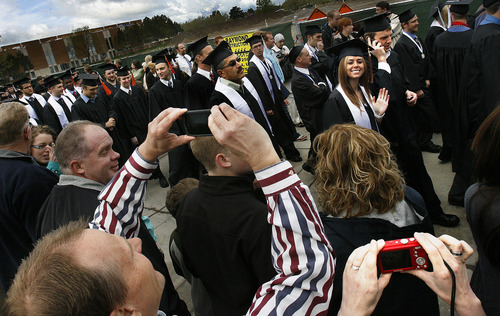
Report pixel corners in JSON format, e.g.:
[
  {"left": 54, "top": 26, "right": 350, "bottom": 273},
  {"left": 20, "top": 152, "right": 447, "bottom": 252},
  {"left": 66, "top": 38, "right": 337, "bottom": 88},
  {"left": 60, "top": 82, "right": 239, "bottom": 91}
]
[
  {"left": 31, "top": 143, "right": 54, "bottom": 149},
  {"left": 221, "top": 57, "right": 241, "bottom": 69}
]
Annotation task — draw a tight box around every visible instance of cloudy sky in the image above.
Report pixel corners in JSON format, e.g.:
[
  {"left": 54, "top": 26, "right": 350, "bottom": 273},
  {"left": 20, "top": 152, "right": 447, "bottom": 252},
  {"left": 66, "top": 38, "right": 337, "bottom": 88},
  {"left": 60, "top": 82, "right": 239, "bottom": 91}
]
[{"left": 0, "top": 0, "right": 276, "bottom": 46}]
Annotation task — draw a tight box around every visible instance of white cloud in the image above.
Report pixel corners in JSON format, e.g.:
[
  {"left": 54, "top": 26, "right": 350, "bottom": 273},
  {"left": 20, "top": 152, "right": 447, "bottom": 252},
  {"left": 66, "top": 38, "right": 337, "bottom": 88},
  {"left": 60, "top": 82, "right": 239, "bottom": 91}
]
[{"left": 0, "top": 0, "right": 262, "bottom": 46}]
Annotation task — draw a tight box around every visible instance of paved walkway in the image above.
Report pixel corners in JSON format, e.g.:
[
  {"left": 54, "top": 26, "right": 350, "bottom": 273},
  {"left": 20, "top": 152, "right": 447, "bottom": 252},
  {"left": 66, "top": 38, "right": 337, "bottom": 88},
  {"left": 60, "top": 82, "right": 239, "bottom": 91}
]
[{"left": 144, "top": 130, "right": 475, "bottom": 315}]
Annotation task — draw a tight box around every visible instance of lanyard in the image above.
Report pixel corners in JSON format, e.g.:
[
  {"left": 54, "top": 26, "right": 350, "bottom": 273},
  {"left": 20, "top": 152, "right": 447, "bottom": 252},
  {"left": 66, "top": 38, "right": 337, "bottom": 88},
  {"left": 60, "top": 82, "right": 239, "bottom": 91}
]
[
  {"left": 259, "top": 59, "right": 274, "bottom": 81},
  {"left": 403, "top": 32, "right": 425, "bottom": 59}
]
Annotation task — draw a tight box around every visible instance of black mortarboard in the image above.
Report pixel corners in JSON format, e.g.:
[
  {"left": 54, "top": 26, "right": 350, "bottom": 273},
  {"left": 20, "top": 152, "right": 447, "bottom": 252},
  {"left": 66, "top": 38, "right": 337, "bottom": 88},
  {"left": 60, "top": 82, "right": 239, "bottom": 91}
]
[
  {"left": 305, "top": 25, "right": 322, "bottom": 36},
  {"left": 445, "top": 0, "right": 473, "bottom": 15},
  {"left": 429, "top": 0, "right": 446, "bottom": 18},
  {"left": 187, "top": 36, "right": 210, "bottom": 57},
  {"left": 484, "top": 0, "right": 498, "bottom": 7},
  {"left": 327, "top": 39, "right": 372, "bottom": 61},
  {"left": 202, "top": 43, "right": 233, "bottom": 67},
  {"left": 218, "top": 40, "right": 231, "bottom": 51},
  {"left": 98, "top": 63, "right": 117, "bottom": 72},
  {"left": 79, "top": 74, "right": 100, "bottom": 86},
  {"left": 289, "top": 45, "right": 304, "bottom": 64},
  {"left": 13, "top": 77, "right": 31, "bottom": 89},
  {"left": 153, "top": 47, "right": 176, "bottom": 64},
  {"left": 59, "top": 70, "right": 72, "bottom": 80},
  {"left": 116, "top": 66, "right": 130, "bottom": 77},
  {"left": 356, "top": 12, "right": 392, "bottom": 33},
  {"left": 244, "top": 35, "right": 264, "bottom": 47},
  {"left": 399, "top": 7, "right": 417, "bottom": 23},
  {"left": 46, "top": 77, "right": 62, "bottom": 88}
]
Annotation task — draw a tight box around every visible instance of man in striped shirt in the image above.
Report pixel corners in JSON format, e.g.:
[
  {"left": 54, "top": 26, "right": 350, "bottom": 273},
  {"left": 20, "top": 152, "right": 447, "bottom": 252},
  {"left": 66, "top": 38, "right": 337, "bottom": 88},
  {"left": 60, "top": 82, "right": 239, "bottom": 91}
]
[{"left": 7, "top": 105, "right": 335, "bottom": 315}]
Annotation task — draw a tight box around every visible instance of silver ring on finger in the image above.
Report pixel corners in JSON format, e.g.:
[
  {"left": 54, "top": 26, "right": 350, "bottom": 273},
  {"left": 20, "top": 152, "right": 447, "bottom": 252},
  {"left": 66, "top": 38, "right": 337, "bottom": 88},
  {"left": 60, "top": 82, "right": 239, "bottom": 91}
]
[
  {"left": 352, "top": 265, "right": 360, "bottom": 271},
  {"left": 450, "top": 250, "right": 463, "bottom": 257}
]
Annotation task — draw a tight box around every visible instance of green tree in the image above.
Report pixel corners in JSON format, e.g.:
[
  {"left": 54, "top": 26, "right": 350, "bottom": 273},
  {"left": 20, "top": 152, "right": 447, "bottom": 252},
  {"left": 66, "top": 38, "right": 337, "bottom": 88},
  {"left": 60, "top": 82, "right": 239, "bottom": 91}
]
[
  {"left": 69, "top": 26, "right": 93, "bottom": 61},
  {"left": 256, "top": 0, "right": 276, "bottom": 13},
  {"left": 229, "top": 6, "right": 245, "bottom": 19}
]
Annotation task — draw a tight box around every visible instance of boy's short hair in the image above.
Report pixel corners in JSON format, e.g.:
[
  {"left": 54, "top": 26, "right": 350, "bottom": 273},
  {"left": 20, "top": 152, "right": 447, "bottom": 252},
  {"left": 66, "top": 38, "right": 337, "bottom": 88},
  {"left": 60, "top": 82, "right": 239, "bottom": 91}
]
[{"left": 190, "top": 136, "right": 227, "bottom": 171}]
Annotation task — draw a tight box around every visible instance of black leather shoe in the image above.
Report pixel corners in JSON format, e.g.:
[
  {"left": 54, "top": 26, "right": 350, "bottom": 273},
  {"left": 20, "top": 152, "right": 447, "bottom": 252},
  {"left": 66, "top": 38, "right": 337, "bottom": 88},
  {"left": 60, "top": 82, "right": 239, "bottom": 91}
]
[
  {"left": 438, "top": 147, "right": 452, "bottom": 162},
  {"left": 302, "top": 162, "right": 315, "bottom": 175},
  {"left": 448, "top": 196, "right": 465, "bottom": 207},
  {"left": 287, "top": 155, "right": 303, "bottom": 162},
  {"left": 430, "top": 213, "right": 460, "bottom": 227},
  {"left": 159, "top": 176, "right": 169, "bottom": 188},
  {"left": 421, "top": 142, "right": 442, "bottom": 153}
]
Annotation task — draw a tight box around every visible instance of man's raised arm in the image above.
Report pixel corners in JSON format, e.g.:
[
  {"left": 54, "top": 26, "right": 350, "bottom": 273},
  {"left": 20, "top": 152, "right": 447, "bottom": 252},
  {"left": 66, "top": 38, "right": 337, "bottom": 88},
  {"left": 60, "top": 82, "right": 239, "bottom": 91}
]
[
  {"left": 90, "top": 108, "right": 195, "bottom": 237},
  {"left": 209, "top": 103, "right": 335, "bottom": 315}
]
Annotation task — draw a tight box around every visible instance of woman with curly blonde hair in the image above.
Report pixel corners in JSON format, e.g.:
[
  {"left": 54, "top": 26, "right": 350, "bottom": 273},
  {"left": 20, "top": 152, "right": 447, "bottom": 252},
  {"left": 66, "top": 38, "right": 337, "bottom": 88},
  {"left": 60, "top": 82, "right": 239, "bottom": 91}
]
[{"left": 314, "top": 124, "right": 439, "bottom": 316}]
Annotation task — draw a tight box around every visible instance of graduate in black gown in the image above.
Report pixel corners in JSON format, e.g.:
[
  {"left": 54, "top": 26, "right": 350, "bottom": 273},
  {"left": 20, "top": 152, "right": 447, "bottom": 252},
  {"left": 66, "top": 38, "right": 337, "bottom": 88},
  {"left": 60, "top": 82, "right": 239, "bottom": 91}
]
[
  {"left": 72, "top": 74, "right": 133, "bottom": 167},
  {"left": 363, "top": 13, "right": 460, "bottom": 227},
  {"left": 452, "top": 0, "right": 500, "bottom": 206},
  {"left": 97, "top": 63, "right": 119, "bottom": 104},
  {"left": 113, "top": 67, "right": 149, "bottom": 146},
  {"left": 184, "top": 36, "right": 215, "bottom": 110},
  {"left": 245, "top": 35, "right": 302, "bottom": 162},
  {"left": 43, "top": 76, "right": 74, "bottom": 135},
  {"left": 395, "top": 8, "right": 441, "bottom": 153},
  {"left": 433, "top": 0, "right": 474, "bottom": 165},
  {"left": 15, "top": 77, "right": 46, "bottom": 124},
  {"left": 205, "top": 43, "right": 282, "bottom": 158},
  {"left": 148, "top": 54, "right": 199, "bottom": 187}
]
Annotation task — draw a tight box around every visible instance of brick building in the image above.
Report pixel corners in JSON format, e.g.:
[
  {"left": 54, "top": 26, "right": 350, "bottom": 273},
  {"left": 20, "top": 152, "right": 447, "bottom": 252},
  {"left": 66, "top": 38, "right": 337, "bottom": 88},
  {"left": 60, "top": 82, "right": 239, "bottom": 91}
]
[{"left": 0, "top": 20, "right": 142, "bottom": 78}]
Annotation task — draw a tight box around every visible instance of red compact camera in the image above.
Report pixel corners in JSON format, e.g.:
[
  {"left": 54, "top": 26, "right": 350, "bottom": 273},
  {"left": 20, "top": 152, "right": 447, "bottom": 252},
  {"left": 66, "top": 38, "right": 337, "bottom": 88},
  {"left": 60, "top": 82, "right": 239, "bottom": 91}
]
[{"left": 377, "top": 238, "right": 430, "bottom": 273}]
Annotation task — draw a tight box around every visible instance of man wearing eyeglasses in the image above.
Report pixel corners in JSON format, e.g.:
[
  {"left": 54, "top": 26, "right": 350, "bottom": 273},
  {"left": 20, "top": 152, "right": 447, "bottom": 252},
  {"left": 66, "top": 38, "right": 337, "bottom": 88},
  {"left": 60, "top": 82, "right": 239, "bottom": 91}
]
[
  {"left": 205, "top": 43, "right": 282, "bottom": 157},
  {"left": 0, "top": 102, "right": 58, "bottom": 294}
]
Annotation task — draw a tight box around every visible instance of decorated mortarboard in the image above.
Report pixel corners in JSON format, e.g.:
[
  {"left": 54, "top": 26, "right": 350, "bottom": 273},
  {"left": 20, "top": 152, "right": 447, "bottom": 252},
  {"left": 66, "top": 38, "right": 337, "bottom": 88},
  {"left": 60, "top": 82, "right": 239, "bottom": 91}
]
[
  {"left": 355, "top": 12, "right": 392, "bottom": 33},
  {"left": 116, "top": 66, "right": 131, "bottom": 77},
  {"left": 79, "top": 74, "right": 100, "bottom": 86},
  {"left": 429, "top": 0, "right": 446, "bottom": 18},
  {"left": 398, "top": 7, "right": 417, "bottom": 23},
  {"left": 305, "top": 25, "right": 322, "bottom": 36},
  {"left": 445, "top": 0, "right": 474, "bottom": 15},
  {"left": 202, "top": 43, "right": 233, "bottom": 67},
  {"left": 98, "top": 63, "right": 118, "bottom": 72},
  {"left": 327, "top": 39, "right": 373, "bottom": 61},
  {"left": 13, "top": 77, "right": 31, "bottom": 88},
  {"left": 187, "top": 36, "right": 210, "bottom": 58},
  {"left": 45, "top": 76, "right": 62, "bottom": 88},
  {"left": 244, "top": 35, "right": 264, "bottom": 47}
]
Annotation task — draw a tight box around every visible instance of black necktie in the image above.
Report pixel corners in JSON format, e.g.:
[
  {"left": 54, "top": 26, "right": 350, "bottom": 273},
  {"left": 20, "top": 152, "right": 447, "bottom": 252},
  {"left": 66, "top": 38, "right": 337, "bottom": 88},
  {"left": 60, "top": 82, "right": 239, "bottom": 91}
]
[
  {"left": 28, "top": 97, "right": 34, "bottom": 102},
  {"left": 128, "top": 90, "right": 132, "bottom": 96},
  {"left": 57, "top": 98, "right": 72, "bottom": 121}
]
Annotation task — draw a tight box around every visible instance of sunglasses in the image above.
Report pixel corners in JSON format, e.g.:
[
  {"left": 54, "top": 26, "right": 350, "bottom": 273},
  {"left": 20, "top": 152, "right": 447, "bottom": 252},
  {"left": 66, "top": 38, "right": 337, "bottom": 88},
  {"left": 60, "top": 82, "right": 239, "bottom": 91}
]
[{"left": 221, "top": 57, "right": 241, "bottom": 69}]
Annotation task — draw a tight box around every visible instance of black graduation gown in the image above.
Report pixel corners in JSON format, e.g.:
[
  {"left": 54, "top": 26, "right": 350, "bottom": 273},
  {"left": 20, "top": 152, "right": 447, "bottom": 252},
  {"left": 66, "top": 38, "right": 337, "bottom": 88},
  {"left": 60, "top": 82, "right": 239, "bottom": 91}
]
[
  {"left": 184, "top": 73, "right": 215, "bottom": 110},
  {"left": 309, "top": 49, "right": 334, "bottom": 89},
  {"left": 42, "top": 96, "right": 73, "bottom": 134},
  {"left": 322, "top": 89, "right": 379, "bottom": 132},
  {"left": 112, "top": 86, "right": 149, "bottom": 144},
  {"left": 72, "top": 96, "right": 133, "bottom": 167},
  {"left": 148, "top": 79, "right": 200, "bottom": 187},
  {"left": 455, "top": 22, "right": 500, "bottom": 180},
  {"left": 210, "top": 86, "right": 282, "bottom": 157},
  {"left": 434, "top": 28, "right": 474, "bottom": 168},
  {"left": 247, "top": 62, "right": 299, "bottom": 158},
  {"left": 36, "top": 184, "right": 190, "bottom": 315},
  {"left": 19, "top": 97, "right": 44, "bottom": 124},
  {"left": 424, "top": 26, "right": 445, "bottom": 76},
  {"left": 395, "top": 34, "right": 439, "bottom": 135},
  {"left": 97, "top": 81, "right": 119, "bottom": 104},
  {"left": 370, "top": 52, "right": 443, "bottom": 217}
]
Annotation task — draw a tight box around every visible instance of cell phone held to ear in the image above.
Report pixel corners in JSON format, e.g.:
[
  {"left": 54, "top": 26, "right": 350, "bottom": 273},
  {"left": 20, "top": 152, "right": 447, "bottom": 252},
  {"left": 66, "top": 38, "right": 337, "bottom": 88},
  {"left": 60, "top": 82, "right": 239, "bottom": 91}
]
[
  {"left": 377, "top": 238, "right": 431, "bottom": 273},
  {"left": 180, "top": 109, "right": 212, "bottom": 137}
]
